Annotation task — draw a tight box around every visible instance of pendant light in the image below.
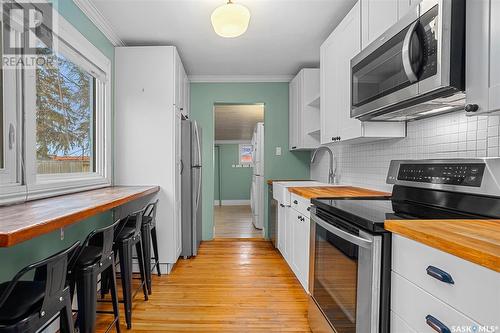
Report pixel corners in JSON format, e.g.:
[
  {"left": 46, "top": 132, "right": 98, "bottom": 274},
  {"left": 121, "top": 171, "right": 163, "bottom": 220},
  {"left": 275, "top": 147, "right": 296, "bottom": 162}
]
[{"left": 211, "top": 0, "right": 251, "bottom": 38}]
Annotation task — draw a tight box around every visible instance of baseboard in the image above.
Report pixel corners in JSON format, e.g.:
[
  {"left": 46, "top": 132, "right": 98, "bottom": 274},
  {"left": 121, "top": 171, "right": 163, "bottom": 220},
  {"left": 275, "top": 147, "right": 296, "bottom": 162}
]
[{"left": 214, "top": 200, "right": 251, "bottom": 206}]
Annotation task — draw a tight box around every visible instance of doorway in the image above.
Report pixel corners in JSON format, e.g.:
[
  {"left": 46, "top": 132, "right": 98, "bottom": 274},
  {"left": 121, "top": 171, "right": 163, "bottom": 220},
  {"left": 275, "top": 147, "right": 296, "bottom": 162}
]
[{"left": 213, "top": 103, "right": 265, "bottom": 238}]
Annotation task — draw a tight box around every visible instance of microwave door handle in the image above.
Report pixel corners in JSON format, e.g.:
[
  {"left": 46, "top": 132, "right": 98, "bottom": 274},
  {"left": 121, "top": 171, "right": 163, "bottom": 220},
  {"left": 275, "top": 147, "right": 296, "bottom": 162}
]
[
  {"left": 311, "top": 213, "right": 373, "bottom": 249},
  {"left": 402, "top": 20, "right": 420, "bottom": 83}
]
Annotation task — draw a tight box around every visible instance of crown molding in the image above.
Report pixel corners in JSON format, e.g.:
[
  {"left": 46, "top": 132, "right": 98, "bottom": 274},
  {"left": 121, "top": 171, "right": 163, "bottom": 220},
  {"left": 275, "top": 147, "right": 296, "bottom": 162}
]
[
  {"left": 73, "top": 0, "right": 125, "bottom": 46},
  {"left": 189, "top": 75, "right": 293, "bottom": 83}
]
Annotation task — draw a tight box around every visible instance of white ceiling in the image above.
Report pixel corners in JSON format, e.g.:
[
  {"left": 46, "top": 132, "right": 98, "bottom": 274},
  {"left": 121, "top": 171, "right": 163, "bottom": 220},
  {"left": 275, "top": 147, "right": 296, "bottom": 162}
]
[
  {"left": 215, "top": 104, "right": 264, "bottom": 140},
  {"left": 90, "top": 0, "right": 357, "bottom": 76}
]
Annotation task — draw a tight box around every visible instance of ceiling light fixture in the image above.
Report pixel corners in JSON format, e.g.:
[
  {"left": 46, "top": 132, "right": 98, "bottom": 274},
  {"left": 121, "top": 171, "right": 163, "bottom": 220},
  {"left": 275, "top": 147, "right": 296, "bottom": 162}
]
[{"left": 211, "top": 0, "right": 251, "bottom": 38}]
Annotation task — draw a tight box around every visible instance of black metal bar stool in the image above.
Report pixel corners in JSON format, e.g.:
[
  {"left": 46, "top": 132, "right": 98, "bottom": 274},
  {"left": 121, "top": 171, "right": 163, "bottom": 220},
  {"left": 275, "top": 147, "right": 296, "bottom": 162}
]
[
  {"left": 0, "top": 241, "right": 80, "bottom": 333},
  {"left": 69, "top": 220, "right": 121, "bottom": 333},
  {"left": 126, "top": 199, "right": 160, "bottom": 295},
  {"left": 106, "top": 210, "right": 149, "bottom": 329}
]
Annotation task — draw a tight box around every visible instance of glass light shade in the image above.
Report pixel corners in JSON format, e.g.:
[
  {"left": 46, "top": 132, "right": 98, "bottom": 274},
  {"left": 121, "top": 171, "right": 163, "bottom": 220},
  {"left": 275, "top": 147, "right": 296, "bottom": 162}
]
[{"left": 211, "top": 1, "right": 250, "bottom": 38}]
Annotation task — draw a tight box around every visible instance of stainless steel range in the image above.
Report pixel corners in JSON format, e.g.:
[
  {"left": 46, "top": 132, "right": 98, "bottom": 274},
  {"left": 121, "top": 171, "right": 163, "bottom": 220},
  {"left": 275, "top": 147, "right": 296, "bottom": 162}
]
[{"left": 308, "top": 158, "right": 500, "bottom": 333}]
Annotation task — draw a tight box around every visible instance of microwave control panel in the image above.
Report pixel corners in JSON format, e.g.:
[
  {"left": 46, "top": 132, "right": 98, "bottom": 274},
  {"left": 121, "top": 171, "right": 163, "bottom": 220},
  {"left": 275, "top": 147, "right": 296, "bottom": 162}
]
[{"left": 396, "top": 163, "right": 485, "bottom": 187}]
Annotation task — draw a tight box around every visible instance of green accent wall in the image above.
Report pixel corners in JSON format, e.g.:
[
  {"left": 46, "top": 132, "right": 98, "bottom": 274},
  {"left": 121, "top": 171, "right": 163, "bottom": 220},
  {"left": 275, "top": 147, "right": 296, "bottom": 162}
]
[
  {"left": 214, "top": 144, "right": 252, "bottom": 201},
  {"left": 190, "top": 83, "right": 311, "bottom": 240},
  {"left": 0, "top": 2, "right": 115, "bottom": 283}
]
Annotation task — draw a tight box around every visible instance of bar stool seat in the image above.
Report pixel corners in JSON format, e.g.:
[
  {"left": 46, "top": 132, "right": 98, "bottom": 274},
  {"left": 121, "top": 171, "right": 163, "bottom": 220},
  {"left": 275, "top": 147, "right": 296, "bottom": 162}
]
[
  {"left": 115, "top": 227, "right": 136, "bottom": 240},
  {"left": 0, "top": 281, "right": 45, "bottom": 323},
  {"left": 74, "top": 246, "right": 102, "bottom": 266}
]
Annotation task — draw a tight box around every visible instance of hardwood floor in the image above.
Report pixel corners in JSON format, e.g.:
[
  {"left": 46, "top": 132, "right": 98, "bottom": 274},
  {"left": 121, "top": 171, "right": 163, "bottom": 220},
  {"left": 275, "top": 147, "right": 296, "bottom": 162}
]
[
  {"left": 214, "top": 205, "right": 263, "bottom": 238},
  {"left": 96, "top": 239, "right": 311, "bottom": 332}
]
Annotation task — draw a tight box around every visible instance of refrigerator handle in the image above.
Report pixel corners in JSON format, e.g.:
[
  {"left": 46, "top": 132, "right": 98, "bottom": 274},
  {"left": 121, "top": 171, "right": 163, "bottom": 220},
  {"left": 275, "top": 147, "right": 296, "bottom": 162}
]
[
  {"left": 196, "top": 168, "right": 202, "bottom": 209},
  {"left": 194, "top": 121, "right": 202, "bottom": 166}
]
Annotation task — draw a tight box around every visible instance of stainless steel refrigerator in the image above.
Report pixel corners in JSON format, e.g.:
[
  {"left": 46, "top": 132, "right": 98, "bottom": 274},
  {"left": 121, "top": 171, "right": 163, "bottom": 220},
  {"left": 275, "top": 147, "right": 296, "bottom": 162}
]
[{"left": 181, "top": 118, "right": 203, "bottom": 258}]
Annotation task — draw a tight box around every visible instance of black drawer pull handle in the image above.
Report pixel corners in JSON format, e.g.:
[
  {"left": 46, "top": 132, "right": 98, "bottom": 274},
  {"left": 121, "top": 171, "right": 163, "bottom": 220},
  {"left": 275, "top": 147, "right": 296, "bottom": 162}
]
[
  {"left": 426, "top": 266, "right": 455, "bottom": 284},
  {"left": 425, "top": 315, "right": 451, "bottom": 333},
  {"left": 293, "top": 200, "right": 298, "bottom": 204},
  {"left": 279, "top": 204, "right": 285, "bottom": 207}
]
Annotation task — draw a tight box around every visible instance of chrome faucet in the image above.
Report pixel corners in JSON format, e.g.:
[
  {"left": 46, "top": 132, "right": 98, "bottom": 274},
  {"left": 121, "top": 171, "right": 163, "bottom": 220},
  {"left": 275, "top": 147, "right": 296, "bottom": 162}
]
[{"left": 311, "top": 146, "right": 336, "bottom": 184}]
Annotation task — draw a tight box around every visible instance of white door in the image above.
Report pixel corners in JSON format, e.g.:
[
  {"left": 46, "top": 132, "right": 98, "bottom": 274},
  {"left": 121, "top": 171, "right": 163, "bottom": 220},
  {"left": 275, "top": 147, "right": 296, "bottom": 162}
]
[
  {"left": 277, "top": 203, "right": 287, "bottom": 253},
  {"left": 293, "top": 215, "right": 310, "bottom": 291},
  {"left": 361, "top": 0, "right": 399, "bottom": 49}
]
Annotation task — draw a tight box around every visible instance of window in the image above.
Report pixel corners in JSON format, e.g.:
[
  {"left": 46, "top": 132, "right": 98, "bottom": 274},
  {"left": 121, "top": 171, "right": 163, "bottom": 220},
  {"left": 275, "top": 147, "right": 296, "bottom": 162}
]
[
  {"left": 35, "top": 50, "right": 96, "bottom": 175},
  {"left": 239, "top": 144, "right": 253, "bottom": 164},
  {"left": 0, "top": 5, "right": 111, "bottom": 204}
]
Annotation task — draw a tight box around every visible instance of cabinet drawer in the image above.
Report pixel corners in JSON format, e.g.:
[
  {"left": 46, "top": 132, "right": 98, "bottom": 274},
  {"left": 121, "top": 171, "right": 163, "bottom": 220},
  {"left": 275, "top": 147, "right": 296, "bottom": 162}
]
[
  {"left": 392, "top": 235, "right": 500, "bottom": 326},
  {"left": 391, "top": 311, "right": 417, "bottom": 333},
  {"left": 391, "top": 272, "right": 480, "bottom": 333},
  {"left": 290, "top": 193, "right": 311, "bottom": 217}
]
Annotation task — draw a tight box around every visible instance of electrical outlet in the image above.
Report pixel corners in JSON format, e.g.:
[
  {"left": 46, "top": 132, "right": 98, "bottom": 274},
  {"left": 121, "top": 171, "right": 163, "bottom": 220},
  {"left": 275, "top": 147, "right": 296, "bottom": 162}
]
[
  {"left": 60, "top": 228, "right": 64, "bottom": 240},
  {"left": 276, "top": 147, "right": 282, "bottom": 156}
]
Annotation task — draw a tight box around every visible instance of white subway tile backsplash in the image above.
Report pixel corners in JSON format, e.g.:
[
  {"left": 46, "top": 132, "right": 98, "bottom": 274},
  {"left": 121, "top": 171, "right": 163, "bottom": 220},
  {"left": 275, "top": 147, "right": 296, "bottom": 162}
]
[{"left": 310, "top": 112, "right": 500, "bottom": 192}]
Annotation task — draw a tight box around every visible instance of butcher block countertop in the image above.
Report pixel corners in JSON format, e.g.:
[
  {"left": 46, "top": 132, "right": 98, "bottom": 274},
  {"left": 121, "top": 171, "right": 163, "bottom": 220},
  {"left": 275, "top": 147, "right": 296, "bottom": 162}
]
[
  {"left": 0, "top": 186, "right": 159, "bottom": 247},
  {"left": 385, "top": 219, "right": 500, "bottom": 272},
  {"left": 288, "top": 186, "right": 391, "bottom": 199}
]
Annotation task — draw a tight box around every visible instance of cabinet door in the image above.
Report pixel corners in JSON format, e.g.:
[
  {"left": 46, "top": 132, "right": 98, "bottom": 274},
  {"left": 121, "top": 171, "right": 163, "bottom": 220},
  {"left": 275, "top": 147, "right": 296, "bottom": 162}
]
[
  {"left": 175, "top": 109, "right": 182, "bottom": 256},
  {"left": 277, "top": 204, "right": 287, "bottom": 253},
  {"left": 490, "top": 0, "right": 500, "bottom": 111},
  {"left": 320, "top": 30, "right": 341, "bottom": 144},
  {"left": 338, "top": 2, "right": 363, "bottom": 142},
  {"left": 361, "top": 0, "right": 399, "bottom": 49},
  {"left": 285, "top": 207, "right": 295, "bottom": 265},
  {"left": 293, "top": 214, "right": 310, "bottom": 291},
  {"left": 289, "top": 76, "right": 299, "bottom": 150},
  {"left": 183, "top": 70, "right": 190, "bottom": 117}
]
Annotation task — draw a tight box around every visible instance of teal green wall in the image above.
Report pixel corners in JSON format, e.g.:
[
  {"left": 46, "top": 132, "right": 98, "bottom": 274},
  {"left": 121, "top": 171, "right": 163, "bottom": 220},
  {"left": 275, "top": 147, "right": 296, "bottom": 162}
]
[
  {"left": 0, "top": 2, "right": 115, "bottom": 283},
  {"left": 190, "top": 83, "right": 310, "bottom": 240},
  {"left": 214, "top": 144, "right": 252, "bottom": 201}
]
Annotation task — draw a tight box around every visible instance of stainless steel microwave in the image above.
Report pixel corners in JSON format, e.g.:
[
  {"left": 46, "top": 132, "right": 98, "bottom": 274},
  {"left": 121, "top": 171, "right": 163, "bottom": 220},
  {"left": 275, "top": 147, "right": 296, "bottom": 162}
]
[{"left": 351, "top": 0, "right": 465, "bottom": 122}]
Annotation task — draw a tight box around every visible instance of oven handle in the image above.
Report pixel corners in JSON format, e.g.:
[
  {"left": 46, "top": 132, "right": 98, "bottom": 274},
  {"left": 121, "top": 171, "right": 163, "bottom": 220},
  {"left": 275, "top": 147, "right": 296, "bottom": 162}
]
[
  {"left": 311, "top": 213, "right": 373, "bottom": 249},
  {"left": 402, "top": 20, "right": 420, "bottom": 83}
]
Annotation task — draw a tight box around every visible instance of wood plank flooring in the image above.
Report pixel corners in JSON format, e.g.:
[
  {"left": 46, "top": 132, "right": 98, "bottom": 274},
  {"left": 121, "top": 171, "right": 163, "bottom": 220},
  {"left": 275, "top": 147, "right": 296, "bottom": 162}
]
[
  {"left": 214, "top": 205, "right": 263, "bottom": 238},
  {"left": 96, "top": 239, "right": 311, "bottom": 332}
]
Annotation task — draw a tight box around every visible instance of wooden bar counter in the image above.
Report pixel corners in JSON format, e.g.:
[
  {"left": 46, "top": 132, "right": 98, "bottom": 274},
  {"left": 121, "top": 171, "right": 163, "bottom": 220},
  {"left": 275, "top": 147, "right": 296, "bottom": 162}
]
[{"left": 0, "top": 186, "right": 160, "bottom": 247}]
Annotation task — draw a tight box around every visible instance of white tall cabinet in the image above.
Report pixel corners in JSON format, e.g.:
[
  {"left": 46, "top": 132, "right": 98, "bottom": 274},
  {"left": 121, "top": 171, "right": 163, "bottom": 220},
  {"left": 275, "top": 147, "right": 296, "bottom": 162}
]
[
  {"left": 115, "top": 46, "right": 189, "bottom": 272},
  {"left": 320, "top": 1, "right": 406, "bottom": 145}
]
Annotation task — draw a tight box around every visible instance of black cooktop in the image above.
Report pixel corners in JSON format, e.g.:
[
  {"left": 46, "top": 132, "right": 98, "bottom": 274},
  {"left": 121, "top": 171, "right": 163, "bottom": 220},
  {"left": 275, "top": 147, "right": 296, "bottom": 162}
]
[{"left": 312, "top": 194, "right": 489, "bottom": 233}]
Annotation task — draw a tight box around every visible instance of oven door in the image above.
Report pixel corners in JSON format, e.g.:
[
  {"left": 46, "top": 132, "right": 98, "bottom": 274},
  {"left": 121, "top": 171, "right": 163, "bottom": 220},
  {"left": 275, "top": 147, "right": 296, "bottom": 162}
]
[
  {"left": 309, "top": 209, "right": 382, "bottom": 333},
  {"left": 351, "top": 0, "right": 445, "bottom": 120}
]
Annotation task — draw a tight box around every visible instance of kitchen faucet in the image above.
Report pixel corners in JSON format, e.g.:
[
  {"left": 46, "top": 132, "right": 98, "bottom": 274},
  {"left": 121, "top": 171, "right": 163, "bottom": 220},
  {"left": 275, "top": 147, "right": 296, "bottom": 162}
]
[{"left": 311, "top": 146, "right": 336, "bottom": 184}]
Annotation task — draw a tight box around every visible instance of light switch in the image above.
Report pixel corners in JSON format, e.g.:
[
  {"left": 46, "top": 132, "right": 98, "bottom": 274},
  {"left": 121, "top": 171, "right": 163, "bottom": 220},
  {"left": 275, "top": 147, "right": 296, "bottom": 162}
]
[{"left": 276, "top": 147, "right": 282, "bottom": 156}]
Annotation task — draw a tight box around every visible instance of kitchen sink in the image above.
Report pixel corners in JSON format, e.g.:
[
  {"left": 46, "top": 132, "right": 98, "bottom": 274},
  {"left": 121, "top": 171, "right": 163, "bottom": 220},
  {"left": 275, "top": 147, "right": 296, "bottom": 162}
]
[{"left": 272, "top": 181, "right": 334, "bottom": 205}]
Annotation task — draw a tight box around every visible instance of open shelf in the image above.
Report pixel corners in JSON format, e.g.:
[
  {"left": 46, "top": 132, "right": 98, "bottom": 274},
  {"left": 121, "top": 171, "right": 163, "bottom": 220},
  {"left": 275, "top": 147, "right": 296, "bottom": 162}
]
[
  {"left": 308, "top": 129, "right": 321, "bottom": 136},
  {"left": 307, "top": 94, "right": 320, "bottom": 108}
]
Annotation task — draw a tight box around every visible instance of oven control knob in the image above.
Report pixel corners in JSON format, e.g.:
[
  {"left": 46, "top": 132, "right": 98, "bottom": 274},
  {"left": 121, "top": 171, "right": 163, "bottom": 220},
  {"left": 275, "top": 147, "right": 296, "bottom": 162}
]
[{"left": 465, "top": 104, "right": 479, "bottom": 113}]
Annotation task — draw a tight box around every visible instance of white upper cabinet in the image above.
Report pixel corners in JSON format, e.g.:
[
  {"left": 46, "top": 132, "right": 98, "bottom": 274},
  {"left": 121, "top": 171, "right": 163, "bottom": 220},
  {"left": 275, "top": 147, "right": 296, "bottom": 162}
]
[
  {"left": 361, "top": 0, "right": 419, "bottom": 49},
  {"left": 465, "top": 0, "right": 500, "bottom": 115},
  {"left": 289, "top": 69, "right": 320, "bottom": 150},
  {"left": 320, "top": 1, "right": 406, "bottom": 145}
]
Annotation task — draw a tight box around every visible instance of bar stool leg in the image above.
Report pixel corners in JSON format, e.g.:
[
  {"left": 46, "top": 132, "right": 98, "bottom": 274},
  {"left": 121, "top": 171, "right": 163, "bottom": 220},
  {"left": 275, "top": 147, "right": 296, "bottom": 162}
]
[
  {"left": 118, "top": 240, "right": 133, "bottom": 329},
  {"left": 150, "top": 226, "right": 161, "bottom": 276},
  {"left": 109, "top": 261, "right": 121, "bottom": 333},
  {"left": 141, "top": 224, "right": 153, "bottom": 294},
  {"left": 135, "top": 239, "right": 149, "bottom": 301},
  {"left": 76, "top": 266, "right": 98, "bottom": 333},
  {"left": 59, "top": 295, "right": 74, "bottom": 333}
]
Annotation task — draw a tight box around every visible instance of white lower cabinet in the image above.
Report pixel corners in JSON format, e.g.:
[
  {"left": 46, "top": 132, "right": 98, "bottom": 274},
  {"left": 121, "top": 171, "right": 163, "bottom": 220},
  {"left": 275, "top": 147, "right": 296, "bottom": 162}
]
[
  {"left": 277, "top": 201, "right": 310, "bottom": 292},
  {"left": 391, "top": 235, "right": 500, "bottom": 332}
]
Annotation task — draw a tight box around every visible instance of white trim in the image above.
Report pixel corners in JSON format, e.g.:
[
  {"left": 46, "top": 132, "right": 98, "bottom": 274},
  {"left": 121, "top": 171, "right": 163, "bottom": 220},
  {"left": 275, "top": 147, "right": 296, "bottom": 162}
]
[
  {"left": 214, "top": 200, "right": 251, "bottom": 206},
  {"left": 189, "top": 75, "right": 293, "bottom": 83},
  {"left": 214, "top": 140, "right": 251, "bottom": 144},
  {"left": 72, "top": 0, "right": 125, "bottom": 47}
]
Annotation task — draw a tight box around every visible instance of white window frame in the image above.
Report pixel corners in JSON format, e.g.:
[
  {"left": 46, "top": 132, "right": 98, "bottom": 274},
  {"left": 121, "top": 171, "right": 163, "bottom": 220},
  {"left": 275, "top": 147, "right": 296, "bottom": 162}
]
[{"left": 0, "top": 5, "right": 112, "bottom": 204}]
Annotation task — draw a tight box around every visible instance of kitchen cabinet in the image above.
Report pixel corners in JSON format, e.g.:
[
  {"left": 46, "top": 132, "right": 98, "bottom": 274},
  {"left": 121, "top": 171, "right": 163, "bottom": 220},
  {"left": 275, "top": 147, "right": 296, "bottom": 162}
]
[
  {"left": 289, "top": 69, "right": 320, "bottom": 151},
  {"left": 174, "top": 51, "right": 190, "bottom": 117},
  {"left": 115, "top": 46, "right": 186, "bottom": 271},
  {"left": 320, "top": 2, "right": 406, "bottom": 144},
  {"left": 465, "top": 0, "right": 500, "bottom": 115},
  {"left": 277, "top": 203, "right": 287, "bottom": 258},
  {"left": 361, "top": 0, "right": 419, "bottom": 49},
  {"left": 391, "top": 235, "right": 500, "bottom": 332}
]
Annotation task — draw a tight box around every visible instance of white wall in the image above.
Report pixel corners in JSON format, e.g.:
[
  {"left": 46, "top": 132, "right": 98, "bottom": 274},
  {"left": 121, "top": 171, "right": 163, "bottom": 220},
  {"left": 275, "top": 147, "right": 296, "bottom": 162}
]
[{"left": 310, "top": 112, "right": 500, "bottom": 192}]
